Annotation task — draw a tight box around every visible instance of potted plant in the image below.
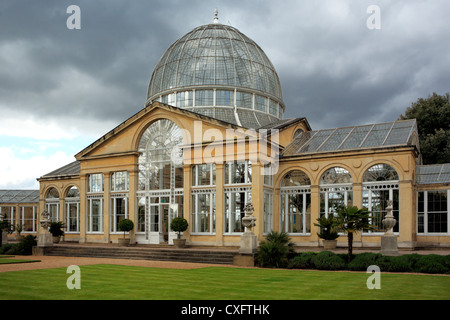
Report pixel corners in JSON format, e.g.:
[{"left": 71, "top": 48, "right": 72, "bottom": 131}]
[
  {"left": 170, "top": 217, "right": 188, "bottom": 248},
  {"left": 16, "top": 223, "right": 23, "bottom": 242},
  {"left": 49, "top": 221, "right": 65, "bottom": 243},
  {"left": 118, "top": 219, "right": 134, "bottom": 246},
  {"left": 314, "top": 215, "right": 339, "bottom": 250}
]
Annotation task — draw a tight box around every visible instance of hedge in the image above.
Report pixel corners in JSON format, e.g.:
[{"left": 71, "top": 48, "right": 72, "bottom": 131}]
[
  {"left": 287, "top": 251, "right": 450, "bottom": 274},
  {"left": 0, "top": 235, "right": 37, "bottom": 255}
]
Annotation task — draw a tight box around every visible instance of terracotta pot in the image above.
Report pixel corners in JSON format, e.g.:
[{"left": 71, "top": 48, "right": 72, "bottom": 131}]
[
  {"left": 323, "top": 239, "right": 337, "bottom": 250},
  {"left": 173, "top": 239, "right": 186, "bottom": 248},
  {"left": 52, "top": 236, "right": 60, "bottom": 244},
  {"left": 118, "top": 238, "right": 130, "bottom": 246}
]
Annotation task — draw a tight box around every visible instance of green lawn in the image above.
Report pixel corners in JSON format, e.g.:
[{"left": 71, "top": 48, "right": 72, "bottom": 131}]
[
  {"left": 0, "top": 264, "right": 449, "bottom": 300},
  {"left": 0, "top": 258, "right": 40, "bottom": 264}
]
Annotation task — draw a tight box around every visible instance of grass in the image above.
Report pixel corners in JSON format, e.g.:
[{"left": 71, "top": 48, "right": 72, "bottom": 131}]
[
  {"left": 0, "top": 258, "right": 40, "bottom": 265},
  {"left": 0, "top": 264, "right": 449, "bottom": 300}
]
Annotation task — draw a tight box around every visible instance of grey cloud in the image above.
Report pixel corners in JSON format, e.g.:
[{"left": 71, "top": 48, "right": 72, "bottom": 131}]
[{"left": 0, "top": 0, "right": 449, "bottom": 134}]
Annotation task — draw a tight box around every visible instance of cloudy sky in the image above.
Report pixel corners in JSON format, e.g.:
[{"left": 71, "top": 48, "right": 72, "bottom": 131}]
[{"left": 1, "top": 0, "right": 449, "bottom": 189}]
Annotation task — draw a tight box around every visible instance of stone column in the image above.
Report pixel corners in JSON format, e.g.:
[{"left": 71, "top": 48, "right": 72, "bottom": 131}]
[
  {"left": 251, "top": 162, "right": 264, "bottom": 240},
  {"left": 183, "top": 164, "right": 191, "bottom": 243},
  {"left": 79, "top": 174, "right": 87, "bottom": 243},
  {"left": 103, "top": 172, "right": 111, "bottom": 243},
  {"left": 128, "top": 170, "right": 138, "bottom": 244},
  {"left": 310, "top": 184, "right": 320, "bottom": 246}
]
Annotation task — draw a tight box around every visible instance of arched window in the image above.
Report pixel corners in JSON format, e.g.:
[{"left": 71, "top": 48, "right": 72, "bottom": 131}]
[
  {"left": 281, "top": 170, "right": 310, "bottom": 187},
  {"left": 137, "top": 119, "right": 184, "bottom": 244},
  {"left": 293, "top": 129, "right": 304, "bottom": 139},
  {"left": 280, "top": 170, "right": 311, "bottom": 234},
  {"left": 65, "top": 186, "right": 79, "bottom": 233},
  {"left": 45, "top": 187, "right": 59, "bottom": 221},
  {"left": 138, "top": 119, "right": 184, "bottom": 191},
  {"left": 319, "top": 167, "right": 353, "bottom": 218},
  {"left": 362, "top": 164, "right": 399, "bottom": 233}
]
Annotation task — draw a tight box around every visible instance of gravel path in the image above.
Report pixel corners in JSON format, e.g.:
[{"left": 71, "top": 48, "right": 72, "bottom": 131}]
[{"left": 0, "top": 255, "right": 236, "bottom": 273}]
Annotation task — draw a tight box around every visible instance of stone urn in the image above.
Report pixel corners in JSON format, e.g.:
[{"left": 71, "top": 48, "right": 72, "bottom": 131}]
[
  {"left": 382, "top": 201, "right": 397, "bottom": 235},
  {"left": 239, "top": 203, "right": 258, "bottom": 254},
  {"left": 380, "top": 201, "right": 398, "bottom": 256},
  {"left": 37, "top": 210, "right": 53, "bottom": 248}
]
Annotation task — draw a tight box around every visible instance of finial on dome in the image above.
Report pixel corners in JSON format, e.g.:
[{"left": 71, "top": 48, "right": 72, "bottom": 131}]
[{"left": 213, "top": 9, "right": 219, "bottom": 24}]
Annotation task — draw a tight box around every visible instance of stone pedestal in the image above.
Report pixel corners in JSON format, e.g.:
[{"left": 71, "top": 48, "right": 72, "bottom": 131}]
[
  {"left": 380, "top": 235, "right": 398, "bottom": 256},
  {"left": 233, "top": 253, "right": 255, "bottom": 267},
  {"left": 37, "top": 232, "right": 53, "bottom": 248},
  {"left": 239, "top": 232, "right": 257, "bottom": 254},
  {"left": 1, "top": 231, "right": 7, "bottom": 245},
  {"left": 37, "top": 209, "right": 53, "bottom": 248}
]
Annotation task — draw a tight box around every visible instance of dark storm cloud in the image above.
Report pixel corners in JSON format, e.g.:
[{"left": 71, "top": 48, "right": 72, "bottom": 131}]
[{"left": 0, "top": 0, "right": 449, "bottom": 132}]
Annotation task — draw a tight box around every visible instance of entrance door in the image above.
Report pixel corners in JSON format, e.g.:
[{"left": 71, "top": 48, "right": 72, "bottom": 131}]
[{"left": 148, "top": 197, "right": 170, "bottom": 244}]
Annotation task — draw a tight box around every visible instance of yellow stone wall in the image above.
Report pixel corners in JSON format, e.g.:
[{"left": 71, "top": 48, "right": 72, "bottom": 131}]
[{"left": 34, "top": 102, "right": 448, "bottom": 249}]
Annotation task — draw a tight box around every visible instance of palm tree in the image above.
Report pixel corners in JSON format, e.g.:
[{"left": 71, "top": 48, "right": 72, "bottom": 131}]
[{"left": 334, "top": 205, "right": 377, "bottom": 261}]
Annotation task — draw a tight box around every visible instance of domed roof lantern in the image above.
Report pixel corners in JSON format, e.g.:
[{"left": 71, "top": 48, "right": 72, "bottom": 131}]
[{"left": 146, "top": 12, "right": 285, "bottom": 128}]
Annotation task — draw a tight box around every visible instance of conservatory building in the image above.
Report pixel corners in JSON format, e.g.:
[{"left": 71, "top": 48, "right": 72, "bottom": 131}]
[{"left": 28, "top": 17, "right": 450, "bottom": 249}]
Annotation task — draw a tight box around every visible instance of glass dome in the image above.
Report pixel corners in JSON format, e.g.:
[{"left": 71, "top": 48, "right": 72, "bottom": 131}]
[{"left": 146, "top": 19, "right": 285, "bottom": 128}]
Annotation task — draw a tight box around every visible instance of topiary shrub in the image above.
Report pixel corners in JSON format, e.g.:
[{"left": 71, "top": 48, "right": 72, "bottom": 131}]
[
  {"left": 312, "top": 251, "right": 346, "bottom": 270},
  {"left": 118, "top": 219, "right": 134, "bottom": 239},
  {"left": 288, "top": 252, "right": 317, "bottom": 269},
  {"left": 347, "top": 252, "right": 382, "bottom": 271},
  {"left": 170, "top": 217, "right": 189, "bottom": 239}
]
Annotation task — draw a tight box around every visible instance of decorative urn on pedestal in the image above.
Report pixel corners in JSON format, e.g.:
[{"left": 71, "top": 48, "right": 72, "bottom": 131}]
[
  {"left": 37, "top": 210, "right": 53, "bottom": 248},
  {"left": 380, "top": 201, "right": 398, "bottom": 256},
  {"left": 239, "top": 203, "right": 258, "bottom": 254}
]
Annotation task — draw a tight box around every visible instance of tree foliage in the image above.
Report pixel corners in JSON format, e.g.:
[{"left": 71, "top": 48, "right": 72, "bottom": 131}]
[
  {"left": 399, "top": 92, "right": 450, "bottom": 164},
  {"left": 334, "top": 205, "right": 376, "bottom": 261}
]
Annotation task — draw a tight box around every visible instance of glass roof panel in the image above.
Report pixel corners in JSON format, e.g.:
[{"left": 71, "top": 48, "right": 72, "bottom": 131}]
[
  {"left": 318, "top": 127, "right": 353, "bottom": 152},
  {"left": 339, "top": 125, "right": 372, "bottom": 150},
  {"left": 360, "top": 123, "right": 392, "bottom": 148},
  {"left": 298, "top": 129, "right": 335, "bottom": 153},
  {"left": 282, "top": 120, "right": 419, "bottom": 156}
]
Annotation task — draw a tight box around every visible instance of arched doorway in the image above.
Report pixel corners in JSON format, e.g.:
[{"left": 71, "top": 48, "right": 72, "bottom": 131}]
[{"left": 136, "top": 119, "right": 184, "bottom": 244}]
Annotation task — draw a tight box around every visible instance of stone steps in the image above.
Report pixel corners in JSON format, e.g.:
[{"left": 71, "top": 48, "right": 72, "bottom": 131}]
[{"left": 45, "top": 245, "right": 237, "bottom": 265}]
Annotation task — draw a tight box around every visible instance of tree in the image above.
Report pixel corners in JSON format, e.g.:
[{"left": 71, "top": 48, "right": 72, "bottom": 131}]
[
  {"left": 334, "top": 205, "right": 377, "bottom": 261},
  {"left": 399, "top": 92, "right": 450, "bottom": 164}
]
